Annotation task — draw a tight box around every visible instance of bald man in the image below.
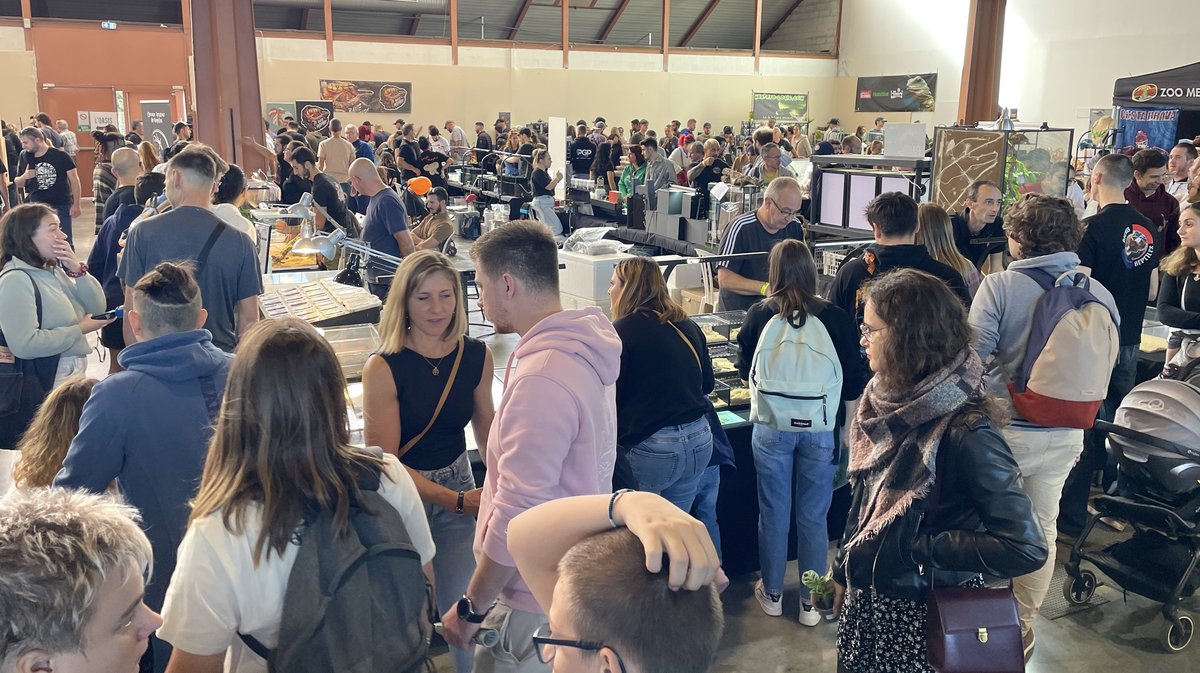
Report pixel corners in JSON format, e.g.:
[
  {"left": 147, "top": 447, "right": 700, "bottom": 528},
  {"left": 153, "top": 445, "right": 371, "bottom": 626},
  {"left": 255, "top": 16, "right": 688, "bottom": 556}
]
[
  {"left": 102, "top": 147, "right": 142, "bottom": 223},
  {"left": 350, "top": 157, "right": 415, "bottom": 298}
]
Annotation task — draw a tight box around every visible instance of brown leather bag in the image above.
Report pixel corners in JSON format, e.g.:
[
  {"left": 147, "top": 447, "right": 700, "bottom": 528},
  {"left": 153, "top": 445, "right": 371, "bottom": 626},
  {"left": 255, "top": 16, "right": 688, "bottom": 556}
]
[{"left": 926, "top": 584, "right": 1024, "bottom": 673}]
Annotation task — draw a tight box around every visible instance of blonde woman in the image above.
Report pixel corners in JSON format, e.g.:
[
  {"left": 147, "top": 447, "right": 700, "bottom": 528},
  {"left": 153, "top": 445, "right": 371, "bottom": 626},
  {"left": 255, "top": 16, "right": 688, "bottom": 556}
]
[
  {"left": 362, "top": 249, "right": 494, "bottom": 673},
  {"left": 1158, "top": 203, "right": 1200, "bottom": 369},
  {"left": 7, "top": 376, "right": 96, "bottom": 491},
  {"left": 917, "top": 203, "right": 982, "bottom": 296},
  {"left": 158, "top": 318, "right": 434, "bottom": 672},
  {"left": 529, "top": 148, "right": 564, "bottom": 236}
]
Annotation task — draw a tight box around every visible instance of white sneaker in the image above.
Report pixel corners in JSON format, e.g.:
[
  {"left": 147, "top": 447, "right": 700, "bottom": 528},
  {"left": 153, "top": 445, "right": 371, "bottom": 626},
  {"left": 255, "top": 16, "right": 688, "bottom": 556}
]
[
  {"left": 754, "top": 580, "right": 783, "bottom": 617},
  {"left": 798, "top": 601, "right": 822, "bottom": 627}
]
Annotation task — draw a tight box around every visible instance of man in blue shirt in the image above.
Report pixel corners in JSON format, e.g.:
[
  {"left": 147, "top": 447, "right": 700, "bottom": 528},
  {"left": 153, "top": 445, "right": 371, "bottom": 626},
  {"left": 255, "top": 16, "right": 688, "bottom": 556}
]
[{"left": 350, "top": 157, "right": 414, "bottom": 298}]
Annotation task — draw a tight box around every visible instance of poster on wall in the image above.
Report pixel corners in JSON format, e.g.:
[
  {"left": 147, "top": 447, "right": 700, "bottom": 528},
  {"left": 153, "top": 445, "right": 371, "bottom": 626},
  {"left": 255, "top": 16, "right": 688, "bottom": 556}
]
[
  {"left": 855, "top": 74, "right": 938, "bottom": 112},
  {"left": 90, "top": 112, "right": 118, "bottom": 131},
  {"left": 1116, "top": 106, "right": 1180, "bottom": 154},
  {"left": 296, "top": 100, "right": 335, "bottom": 134},
  {"left": 752, "top": 93, "right": 809, "bottom": 122},
  {"left": 264, "top": 102, "right": 297, "bottom": 130},
  {"left": 141, "top": 101, "right": 174, "bottom": 155},
  {"left": 114, "top": 92, "right": 126, "bottom": 135},
  {"left": 318, "top": 80, "right": 411, "bottom": 114},
  {"left": 76, "top": 111, "right": 92, "bottom": 133}
]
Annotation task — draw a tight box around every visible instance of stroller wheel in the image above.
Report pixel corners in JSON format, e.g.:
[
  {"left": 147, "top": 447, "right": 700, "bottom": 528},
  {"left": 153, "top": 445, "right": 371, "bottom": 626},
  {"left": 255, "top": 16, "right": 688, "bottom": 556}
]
[
  {"left": 1063, "top": 569, "right": 1097, "bottom": 605},
  {"left": 1160, "top": 613, "right": 1194, "bottom": 653}
]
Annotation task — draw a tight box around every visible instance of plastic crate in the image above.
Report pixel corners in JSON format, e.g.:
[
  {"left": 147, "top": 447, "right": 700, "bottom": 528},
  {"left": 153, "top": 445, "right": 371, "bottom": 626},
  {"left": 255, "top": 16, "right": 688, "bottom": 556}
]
[{"left": 821, "top": 250, "right": 846, "bottom": 277}]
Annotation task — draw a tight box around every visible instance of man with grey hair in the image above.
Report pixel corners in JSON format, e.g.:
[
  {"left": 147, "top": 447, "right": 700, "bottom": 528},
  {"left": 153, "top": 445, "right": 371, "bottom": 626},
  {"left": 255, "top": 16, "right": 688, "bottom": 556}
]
[
  {"left": 117, "top": 146, "right": 261, "bottom": 352},
  {"left": 716, "top": 176, "right": 806, "bottom": 312},
  {"left": 0, "top": 488, "right": 162, "bottom": 673},
  {"left": 56, "top": 261, "right": 232, "bottom": 673},
  {"left": 746, "top": 142, "right": 798, "bottom": 185}
]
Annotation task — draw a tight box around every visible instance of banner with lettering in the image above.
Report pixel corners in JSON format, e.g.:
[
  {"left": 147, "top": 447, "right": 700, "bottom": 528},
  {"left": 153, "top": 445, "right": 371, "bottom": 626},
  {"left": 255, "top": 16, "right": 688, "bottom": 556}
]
[
  {"left": 140, "top": 101, "right": 174, "bottom": 155},
  {"left": 752, "top": 93, "right": 809, "bottom": 123},
  {"left": 855, "top": 74, "right": 938, "bottom": 112},
  {"left": 1116, "top": 106, "right": 1181, "bottom": 154}
]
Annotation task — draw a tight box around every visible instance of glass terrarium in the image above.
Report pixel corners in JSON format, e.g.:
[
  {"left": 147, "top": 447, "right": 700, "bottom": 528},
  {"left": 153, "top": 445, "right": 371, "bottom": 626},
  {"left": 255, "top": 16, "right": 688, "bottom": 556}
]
[{"left": 930, "top": 126, "right": 1075, "bottom": 214}]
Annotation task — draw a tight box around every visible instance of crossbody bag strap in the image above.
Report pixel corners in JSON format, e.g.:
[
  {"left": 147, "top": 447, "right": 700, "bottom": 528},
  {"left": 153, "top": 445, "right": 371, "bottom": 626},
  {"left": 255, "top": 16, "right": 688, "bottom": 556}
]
[
  {"left": 0, "top": 268, "right": 45, "bottom": 328},
  {"left": 196, "top": 220, "right": 227, "bottom": 269},
  {"left": 668, "top": 320, "right": 702, "bottom": 371},
  {"left": 398, "top": 337, "right": 464, "bottom": 457}
]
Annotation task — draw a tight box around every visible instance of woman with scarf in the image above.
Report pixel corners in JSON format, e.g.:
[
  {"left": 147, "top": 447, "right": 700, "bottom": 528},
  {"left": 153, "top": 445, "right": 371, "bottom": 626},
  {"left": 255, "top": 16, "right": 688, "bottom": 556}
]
[{"left": 831, "top": 268, "right": 1047, "bottom": 673}]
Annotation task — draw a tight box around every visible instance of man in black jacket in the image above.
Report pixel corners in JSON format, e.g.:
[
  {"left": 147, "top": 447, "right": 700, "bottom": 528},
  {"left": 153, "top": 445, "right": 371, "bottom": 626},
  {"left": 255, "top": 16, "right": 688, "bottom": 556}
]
[{"left": 829, "top": 192, "right": 972, "bottom": 324}]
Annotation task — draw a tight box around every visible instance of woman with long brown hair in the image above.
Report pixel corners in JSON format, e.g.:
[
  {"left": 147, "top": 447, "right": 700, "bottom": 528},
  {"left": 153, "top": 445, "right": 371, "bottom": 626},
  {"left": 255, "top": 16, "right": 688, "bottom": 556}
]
[
  {"left": 9, "top": 376, "right": 96, "bottom": 489},
  {"left": 1158, "top": 203, "right": 1200, "bottom": 370},
  {"left": 917, "top": 203, "right": 981, "bottom": 296},
  {"left": 608, "top": 256, "right": 714, "bottom": 510},
  {"left": 157, "top": 318, "right": 434, "bottom": 673},
  {"left": 139, "top": 140, "right": 161, "bottom": 174},
  {"left": 734, "top": 239, "right": 866, "bottom": 625},
  {"left": 362, "top": 250, "right": 493, "bottom": 673},
  {"left": 832, "top": 269, "right": 1046, "bottom": 672}
]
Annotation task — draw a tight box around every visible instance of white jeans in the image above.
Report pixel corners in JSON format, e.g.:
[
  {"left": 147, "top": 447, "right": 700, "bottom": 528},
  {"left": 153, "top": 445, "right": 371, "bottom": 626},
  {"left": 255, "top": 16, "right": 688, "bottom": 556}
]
[
  {"left": 1002, "top": 426, "right": 1083, "bottom": 635},
  {"left": 53, "top": 354, "right": 88, "bottom": 387},
  {"left": 529, "top": 195, "right": 563, "bottom": 236}
]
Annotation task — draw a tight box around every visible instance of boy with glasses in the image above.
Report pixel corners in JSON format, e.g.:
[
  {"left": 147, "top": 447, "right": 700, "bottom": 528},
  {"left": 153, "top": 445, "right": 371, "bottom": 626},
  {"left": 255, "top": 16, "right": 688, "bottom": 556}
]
[{"left": 509, "top": 491, "right": 724, "bottom": 673}]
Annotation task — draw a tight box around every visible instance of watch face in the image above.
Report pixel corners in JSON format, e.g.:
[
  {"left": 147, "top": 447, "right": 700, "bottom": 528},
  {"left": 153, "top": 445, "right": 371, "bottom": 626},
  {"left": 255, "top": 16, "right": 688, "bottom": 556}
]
[{"left": 457, "top": 596, "right": 472, "bottom": 619}]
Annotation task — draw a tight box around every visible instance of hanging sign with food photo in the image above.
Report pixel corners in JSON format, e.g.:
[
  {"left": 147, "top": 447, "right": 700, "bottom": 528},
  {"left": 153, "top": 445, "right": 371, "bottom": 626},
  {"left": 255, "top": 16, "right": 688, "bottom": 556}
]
[
  {"left": 319, "top": 80, "right": 412, "bottom": 114},
  {"left": 295, "top": 100, "right": 335, "bottom": 133}
]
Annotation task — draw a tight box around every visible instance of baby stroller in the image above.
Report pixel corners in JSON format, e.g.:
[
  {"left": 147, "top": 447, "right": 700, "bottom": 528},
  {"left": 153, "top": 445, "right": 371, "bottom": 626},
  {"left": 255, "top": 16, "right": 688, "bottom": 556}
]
[{"left": 1061, "top": 378, "right": 1200, "bottom": 653}]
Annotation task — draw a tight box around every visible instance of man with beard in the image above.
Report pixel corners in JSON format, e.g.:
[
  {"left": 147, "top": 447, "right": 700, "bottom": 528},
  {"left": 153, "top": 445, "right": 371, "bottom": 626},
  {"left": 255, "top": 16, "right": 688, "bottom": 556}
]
[{"left": 289, "top": 146, "right": 356, "bottom": 235}]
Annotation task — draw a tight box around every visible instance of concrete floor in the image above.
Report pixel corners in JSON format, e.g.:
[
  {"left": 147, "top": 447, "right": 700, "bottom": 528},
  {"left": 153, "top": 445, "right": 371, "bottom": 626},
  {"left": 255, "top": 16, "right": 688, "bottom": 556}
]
[{"left": 72, "top": 201, "right": 1200, "bottom": 671}]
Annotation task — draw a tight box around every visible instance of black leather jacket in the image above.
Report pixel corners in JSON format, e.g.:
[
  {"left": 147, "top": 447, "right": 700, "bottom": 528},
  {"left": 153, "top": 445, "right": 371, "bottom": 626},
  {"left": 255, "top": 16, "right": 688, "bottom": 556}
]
[{"left": 833, "top": 412, "right": 1048, "bottom": 602}]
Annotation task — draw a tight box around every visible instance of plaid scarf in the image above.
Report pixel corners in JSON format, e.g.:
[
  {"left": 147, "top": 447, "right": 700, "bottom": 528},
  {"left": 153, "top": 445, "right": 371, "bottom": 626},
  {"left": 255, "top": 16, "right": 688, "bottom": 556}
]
[{"left": 843, "top": 349, "right": 984, "bottom": 552}]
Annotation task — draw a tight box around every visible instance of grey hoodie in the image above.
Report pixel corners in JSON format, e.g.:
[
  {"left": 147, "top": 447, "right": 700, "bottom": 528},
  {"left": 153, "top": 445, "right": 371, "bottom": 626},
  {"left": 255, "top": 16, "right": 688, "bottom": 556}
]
[{"left": 969, "top": 251, "right": 1120, "bottom": 422}]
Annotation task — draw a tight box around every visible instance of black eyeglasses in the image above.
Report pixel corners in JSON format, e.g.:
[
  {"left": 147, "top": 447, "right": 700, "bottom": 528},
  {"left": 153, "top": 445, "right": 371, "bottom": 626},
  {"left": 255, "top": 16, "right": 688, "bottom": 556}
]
[
  {"left": 532, "top": 625, "right": 627, "bottom": 672},
  {"left": 767, "top": 198, "right": 799, "bottom": 219}
]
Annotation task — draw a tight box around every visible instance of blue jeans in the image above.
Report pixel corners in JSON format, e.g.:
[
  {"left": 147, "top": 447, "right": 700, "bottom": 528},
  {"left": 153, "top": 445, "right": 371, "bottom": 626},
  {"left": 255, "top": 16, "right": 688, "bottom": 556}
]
[
  {"left": 692, "top": 464, "right": 723, "bottom": 562},
  {"left": 752, "top": 425, "right": 836, "bottom": 600},
  {"left": 627, "top": 417, "right": 712, "bottom": 513},
  {"left": 53, "top": 203, "right": 73, "bottom": 245},
  {"left": 415, "top": 452, "right": 478, "bottom": 673}
]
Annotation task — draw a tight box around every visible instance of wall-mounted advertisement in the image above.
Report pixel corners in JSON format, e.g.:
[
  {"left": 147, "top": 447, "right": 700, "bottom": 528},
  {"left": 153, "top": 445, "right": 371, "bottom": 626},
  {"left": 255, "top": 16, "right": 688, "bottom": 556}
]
[
  {"left": 319, "top": 80, "right": 412, "bottom": 114},
  {"left": 296, "top": 100, "right": 335, "bottom": 134},
  {"left": 1115, "top": 106, "right": 1181, "bottom": 154},
  {"left": 752, "top": 92, "right": 809, "bottom": 122},
  {"left": 141, "top": 101, "right": 173, "bottom": 154},
  {"left": 264, "top": 102, "right": 297, "bottom": 130},
  {"left": 855, "top": 73, "right": 938, "bottom": 112}
]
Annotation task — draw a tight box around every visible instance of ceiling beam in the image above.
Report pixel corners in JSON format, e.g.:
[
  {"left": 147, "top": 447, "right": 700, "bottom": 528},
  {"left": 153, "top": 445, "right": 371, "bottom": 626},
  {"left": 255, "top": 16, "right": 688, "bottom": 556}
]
[
  {"left": 597, "top": 0, "right": 631, "bottom": 42},
  {"left": 449, "top": 0, "right": 458, "bottom": 63},
  {"left": 323, "top": 0, "right": 333, "bottom": 59},
  {"left": 678, "top": 0, "right": 719, "bottom": 48},
  {"left": 752, "top": 0, "right": 761, "bottom": 72},
  {"left": 761, "top": 0, "right": 805, "bottom": 46},
  {"left": 507, "top": 0, "right": 535, "bottom": 40}
]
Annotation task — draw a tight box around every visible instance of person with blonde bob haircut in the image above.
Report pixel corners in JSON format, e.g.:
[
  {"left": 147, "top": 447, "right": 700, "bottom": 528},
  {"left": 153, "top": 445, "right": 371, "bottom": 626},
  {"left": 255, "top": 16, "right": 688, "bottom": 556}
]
[
  {"left": 362, "top": 250, "right": 494, "bottom": 673},
  {"left": 157, "top": 318, "right": 434, "bottom": 673},
  {"left": 917, "top": 202, "right": 982, "bottom": 297},
  {"left": 10, "top": 376, "right": 96, "bottom": 489},
  {"left": 608, "top": 255, "right": 714, "bottom": 511},
  {"left": 0, "top": 488, "right": 163, "bottom": 673}
]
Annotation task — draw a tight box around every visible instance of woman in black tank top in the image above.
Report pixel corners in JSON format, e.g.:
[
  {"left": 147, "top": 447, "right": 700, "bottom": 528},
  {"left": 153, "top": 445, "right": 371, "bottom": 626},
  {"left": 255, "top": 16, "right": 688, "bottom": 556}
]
[{"left": 362, "top": 250, "right": 494, "bottom": 673}]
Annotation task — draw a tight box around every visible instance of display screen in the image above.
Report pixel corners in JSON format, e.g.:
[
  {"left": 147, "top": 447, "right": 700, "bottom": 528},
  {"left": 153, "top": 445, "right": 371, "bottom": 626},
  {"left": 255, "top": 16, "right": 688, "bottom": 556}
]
[{"left": 819, "top": 172, "right": 845, "bottom": 228}]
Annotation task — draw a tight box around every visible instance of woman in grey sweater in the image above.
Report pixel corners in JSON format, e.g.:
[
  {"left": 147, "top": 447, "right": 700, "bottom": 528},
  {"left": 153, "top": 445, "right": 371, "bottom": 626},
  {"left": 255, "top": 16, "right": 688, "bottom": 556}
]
[{"left": 967, "top": 194, "right": 1118, "bottom": 659}]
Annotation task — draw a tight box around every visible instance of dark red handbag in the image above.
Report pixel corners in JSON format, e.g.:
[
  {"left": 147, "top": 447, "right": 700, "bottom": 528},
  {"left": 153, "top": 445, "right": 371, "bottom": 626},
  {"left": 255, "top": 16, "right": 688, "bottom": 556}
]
[{"left": 926, "top": 583, "right": 1024, "bottom": 672}]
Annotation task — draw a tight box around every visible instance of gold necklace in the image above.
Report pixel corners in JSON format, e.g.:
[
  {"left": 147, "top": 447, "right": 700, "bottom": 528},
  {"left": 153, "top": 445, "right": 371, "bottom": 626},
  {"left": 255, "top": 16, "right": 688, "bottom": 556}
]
[{"left": 413, "top": 342, "right": 455, "bottom": 376}]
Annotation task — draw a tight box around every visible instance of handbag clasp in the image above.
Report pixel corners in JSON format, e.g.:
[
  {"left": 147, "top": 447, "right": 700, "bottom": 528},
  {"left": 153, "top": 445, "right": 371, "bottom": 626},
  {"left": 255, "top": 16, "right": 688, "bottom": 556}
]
[{"left": 977, "top": 628, "right": 988, "bottom": 643}]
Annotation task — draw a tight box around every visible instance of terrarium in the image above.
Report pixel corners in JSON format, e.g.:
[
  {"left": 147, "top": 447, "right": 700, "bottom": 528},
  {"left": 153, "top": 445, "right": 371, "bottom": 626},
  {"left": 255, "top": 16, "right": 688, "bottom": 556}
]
[{"left": 930, "top": 126, "right": 1075, "bottom": 214}]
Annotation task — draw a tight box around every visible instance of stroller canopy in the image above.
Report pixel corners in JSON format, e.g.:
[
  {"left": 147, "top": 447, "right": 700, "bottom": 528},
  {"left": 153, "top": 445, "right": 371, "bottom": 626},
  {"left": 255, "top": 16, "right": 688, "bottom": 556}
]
[{"left": 1113, "top": 379, "right": 1200, "bottom": 459}]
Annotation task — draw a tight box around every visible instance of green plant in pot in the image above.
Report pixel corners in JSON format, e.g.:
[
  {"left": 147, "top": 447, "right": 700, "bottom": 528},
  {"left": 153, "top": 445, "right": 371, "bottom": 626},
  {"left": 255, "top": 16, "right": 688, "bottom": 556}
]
[{"left": 801, "top": 569, "right": 836, "bottom": 614}]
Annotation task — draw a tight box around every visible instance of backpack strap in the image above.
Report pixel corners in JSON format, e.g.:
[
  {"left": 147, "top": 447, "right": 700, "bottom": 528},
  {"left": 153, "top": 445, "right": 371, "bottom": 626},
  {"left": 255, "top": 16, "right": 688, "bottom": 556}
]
[
  {"left": 196, "top": 220, "right": 227, "bottom": 269},
  {"left": 1011, "top": 267, "right": 1056, "bottom": 291},
  {"left": 238, "top": 632, "right": 272, "bottom": 662},
  {"left": 0, "top": 268, "right": 45, "bottom": 328}
]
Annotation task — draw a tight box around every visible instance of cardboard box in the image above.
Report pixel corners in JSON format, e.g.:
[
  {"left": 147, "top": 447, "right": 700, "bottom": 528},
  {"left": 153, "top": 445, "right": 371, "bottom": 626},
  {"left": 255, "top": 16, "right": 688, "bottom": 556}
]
[{"left": 680, "top": 288, "right": 713, "bottom": 315}]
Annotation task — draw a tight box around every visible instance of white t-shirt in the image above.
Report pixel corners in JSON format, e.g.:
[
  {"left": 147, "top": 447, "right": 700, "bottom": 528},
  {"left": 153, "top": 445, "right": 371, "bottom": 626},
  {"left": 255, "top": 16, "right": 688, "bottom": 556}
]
[
  {"left": 157, "top": 454, "right": 434, "bottom": 673},
  {"left": 212, "top": 203, "right": 258, "bottom": 240}
]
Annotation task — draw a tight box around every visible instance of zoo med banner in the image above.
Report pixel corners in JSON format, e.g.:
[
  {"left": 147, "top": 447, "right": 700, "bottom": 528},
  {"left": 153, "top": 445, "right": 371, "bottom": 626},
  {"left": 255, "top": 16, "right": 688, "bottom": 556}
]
[
  {"left": 855, "top": 74, "right": 938, "bottom": 112},
  {"left": 1114, "top": 62, "right": 1200, "bottom": 109},
  {"left": 752, "top": 93, "right": 809, "bottom": 122}
]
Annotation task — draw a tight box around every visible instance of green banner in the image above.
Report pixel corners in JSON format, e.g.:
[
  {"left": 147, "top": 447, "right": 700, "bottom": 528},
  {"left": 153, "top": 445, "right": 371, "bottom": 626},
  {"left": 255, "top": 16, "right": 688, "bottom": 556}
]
[{"left": 752, "top": 92, "right": 809, "bottom": 123}]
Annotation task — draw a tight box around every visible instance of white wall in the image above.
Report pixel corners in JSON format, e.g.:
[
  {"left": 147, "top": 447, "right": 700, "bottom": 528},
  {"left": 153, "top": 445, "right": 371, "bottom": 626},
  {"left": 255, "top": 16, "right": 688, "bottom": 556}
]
[{"left": 836, "top": 0, "right": 1200, "bottom": 140}]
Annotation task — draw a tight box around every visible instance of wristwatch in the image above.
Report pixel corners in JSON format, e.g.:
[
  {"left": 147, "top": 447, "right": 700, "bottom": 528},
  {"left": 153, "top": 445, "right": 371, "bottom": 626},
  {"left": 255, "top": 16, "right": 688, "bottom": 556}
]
[
  {"left": 456, "top": 595, "right": 494, "bottom": 624},
  {"left": 456, "top": 490, "right": 466, "bottom": 515}
]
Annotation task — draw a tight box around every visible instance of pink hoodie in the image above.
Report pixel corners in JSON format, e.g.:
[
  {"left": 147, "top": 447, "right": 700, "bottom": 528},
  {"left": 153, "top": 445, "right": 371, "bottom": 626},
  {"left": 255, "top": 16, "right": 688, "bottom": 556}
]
[{"left": 475, "top": 307, "right": 622, "bottom": 613}]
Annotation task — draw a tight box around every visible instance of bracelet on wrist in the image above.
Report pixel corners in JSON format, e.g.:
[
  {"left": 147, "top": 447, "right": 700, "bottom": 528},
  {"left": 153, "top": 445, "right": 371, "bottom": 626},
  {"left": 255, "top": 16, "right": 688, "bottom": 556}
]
[
  {"left": 608, "top": 489, "right": 634, "bottom": 529},
  {"left": 65, "top": 262, "right": 88, "bottom": 279},
  {"left": 455, "top": 490, "right": 466, "bottom": 515},
  {"left": 759, "top": 281, "right": 769, "bottom": 297}
]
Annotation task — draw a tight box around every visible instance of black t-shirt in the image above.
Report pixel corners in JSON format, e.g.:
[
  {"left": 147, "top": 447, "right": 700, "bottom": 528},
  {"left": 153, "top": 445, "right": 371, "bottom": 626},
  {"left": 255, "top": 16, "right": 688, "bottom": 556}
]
[
  {"left": 312, "top": 172, "right": 354, "bottom": 234},
  {"left": 399, "top": 140, "right": 421, "bottom": 180},
  {"left": 517, "top": 142, "right": 534, "bottom": 161},
  {"left": 829, "top": 244, "right": 972, "bottom": 323},
  {"left": 716, "top": 211, "right": 805, "bottom": 311},
  {"left": 951, "top": 209, "right": 1005, "bottom": 269},
  {"left": 280, "top": 174, "right": 311, "bottom": 205},
  {"left": 419, "top": 151, "right": 449, "bottom": 188},
  {"left": 592, "top": 142, "right": 614, "bottom": 178},
  {"left": 691, "top": 158, "right": 728, "bottom": 196},
  {"left": 532, "top": 168, "right": 554, "bottom": 197},
  {"left": 380, "top": 337, "right": 487, "bottom": 470},
  {"left": 102, "top": 185, "right": 137, "bottom": 223},
  {"left": 275, "top": 152, "right": 292, "bottom": 187},
  {"left": 17, "top": 147, "right": 75, "bottom": 206},
  {"left": 570, "top": 137, "right": 596, "bottom": 176},
  {"left": 474, "top": 131, "right": 493, "bottom": 162},
  {"left": 613, "top": 311, "right": 714, "bottom": 449},
  {"left": 1078, "top": 203, "right": 1159, "bottom": 345}
]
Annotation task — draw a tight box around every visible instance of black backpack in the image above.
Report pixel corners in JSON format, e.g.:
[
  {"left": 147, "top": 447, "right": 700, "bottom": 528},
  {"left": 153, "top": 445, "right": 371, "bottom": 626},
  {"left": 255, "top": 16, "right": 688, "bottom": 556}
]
[{"left": 240, "top": 464, "right": 432, "bottom": 673}]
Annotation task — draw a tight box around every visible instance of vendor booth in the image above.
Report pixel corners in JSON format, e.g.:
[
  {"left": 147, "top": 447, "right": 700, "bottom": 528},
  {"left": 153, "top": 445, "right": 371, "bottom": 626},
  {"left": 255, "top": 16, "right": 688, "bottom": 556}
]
[{"left": 1112, "top": 61, "right": 1200, "bottom": 152}]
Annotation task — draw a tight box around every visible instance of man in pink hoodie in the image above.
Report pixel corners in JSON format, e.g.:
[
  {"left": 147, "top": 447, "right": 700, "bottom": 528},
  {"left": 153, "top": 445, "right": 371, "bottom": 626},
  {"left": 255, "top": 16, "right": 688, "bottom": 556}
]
[{"left": 441, "top": 221, "right": 621, "bottom": 671}]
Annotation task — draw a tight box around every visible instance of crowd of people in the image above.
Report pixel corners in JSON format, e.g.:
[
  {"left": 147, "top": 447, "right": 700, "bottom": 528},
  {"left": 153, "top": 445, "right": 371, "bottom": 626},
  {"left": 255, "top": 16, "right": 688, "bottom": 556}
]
[{"left": 1, "top": 102, "right": 1199, "bottom": 673}]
